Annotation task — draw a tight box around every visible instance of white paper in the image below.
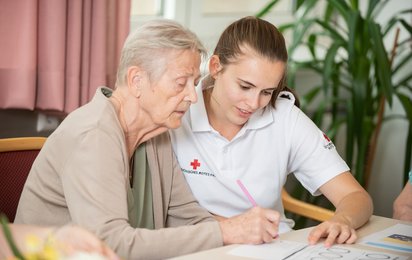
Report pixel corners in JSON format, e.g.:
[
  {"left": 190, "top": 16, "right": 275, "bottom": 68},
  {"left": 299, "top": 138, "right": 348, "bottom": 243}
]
[
  {"left": 228, "top": 241, "right": 409, "bottom": 260},
  {"left": 290, "top": 244, "right": 409, "bottom": 260},
  {"left": 358, "top": 223, "right": 412, "bottom": 253},
  {"left": 228, "top": 240, "right": 307, "bottom": 260}
]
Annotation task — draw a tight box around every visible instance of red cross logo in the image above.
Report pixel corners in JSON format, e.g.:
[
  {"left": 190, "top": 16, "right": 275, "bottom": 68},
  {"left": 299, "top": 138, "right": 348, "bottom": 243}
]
[
  {"left": 323, "top": 133, "right": 331, "bottom": 142},
  {"left": 190, "top": 159, "right": 201, "bottom": 170}
]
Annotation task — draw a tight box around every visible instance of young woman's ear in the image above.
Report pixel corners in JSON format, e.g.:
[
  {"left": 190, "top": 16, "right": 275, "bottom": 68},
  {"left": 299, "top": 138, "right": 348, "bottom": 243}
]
[{"left": 209, "top": 55, "right": 222, "bottom": 79}]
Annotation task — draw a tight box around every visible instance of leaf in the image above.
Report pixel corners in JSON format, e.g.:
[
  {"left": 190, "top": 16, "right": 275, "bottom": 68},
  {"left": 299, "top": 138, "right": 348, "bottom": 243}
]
[
  {"left": 301, "top": 86, "right": 322, "bottom": 109},
  {"left": 400, "top": 19, "right": 412, "bottom": 35},
  {"left": 315, "top": 19, "right": 347, "bottom": 43},
  {"left": 255, "top": 0, "right": 281, "bottom": 18},
  {"left": 384, "top": 18, "right": 412, "bottom": 37},
  {"left": 312, "top": 99, "right": 327, "bottom": 127},
  {"left": 370, "top": 0, "right": 390, "bottom": 19},
  {"left": 366, "top": 0, "right": 380, "bottom": 19},
  {"left": 393, "top": 52, "right": 412, "bottom": 76},
  {"left": 288, "top": 19, "right": 315, "bottom": 55},
  {"left": 278, "top": 22, "right": 295, "bottom": 33},
  {"left": 350, "top": 0, "right": 359, "bottom": 10},
  {"left": 403, "top": 125, "right": 412, "bottom": 183},
  {"left": 396, "top": 92, "right": 412, "bottom": 122},
  {"left": 369, "top": 21, "right": 394, "bottom": 105},
  {"left": 328, "top": 0, "right": 350, "bottom": 22},
  {"left": 295, "top": 0, "right": 318, "bottom": 20},
  {"left": 347, "top": 10, "right": 362, "bottom": 72},
  {"left": 396, "top": 74, "right": 412, "bottom": 91},
  {"left": 0, "top": 215, "right": 25, "bottom": 260},
  {"left": 323, "top": 42, "right": 342, "bottom": 95},
  {"left": 345, "top": 99, "right": 355, "bottom": 167},
  {"left": 307, "top": 33, "right": 317, "bottom": 59}
]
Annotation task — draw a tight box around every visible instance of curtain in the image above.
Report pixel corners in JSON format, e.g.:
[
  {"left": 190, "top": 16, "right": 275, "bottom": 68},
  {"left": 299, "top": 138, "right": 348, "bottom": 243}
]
[{"left": 0, "top": 0, "right": 130, "bottom": 113}]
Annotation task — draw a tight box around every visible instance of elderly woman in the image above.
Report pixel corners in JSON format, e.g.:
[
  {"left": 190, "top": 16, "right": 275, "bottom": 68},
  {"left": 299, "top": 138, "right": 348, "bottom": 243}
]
[{"left": 15, "top": 20, "right": 280, "bottom": 259}]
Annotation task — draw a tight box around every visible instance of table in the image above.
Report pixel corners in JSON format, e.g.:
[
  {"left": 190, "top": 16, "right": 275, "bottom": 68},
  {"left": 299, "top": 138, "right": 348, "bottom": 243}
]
[{"left": 171, "top": 215, "right": 412, "bottom": 259}]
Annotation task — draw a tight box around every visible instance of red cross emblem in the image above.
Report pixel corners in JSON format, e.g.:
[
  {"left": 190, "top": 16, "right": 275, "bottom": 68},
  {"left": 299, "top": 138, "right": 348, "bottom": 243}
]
[
  {"left": 190, "top": 159, "right": 201, "bottom": 170},
  {"left": 323, "top": 133, "right": 331, "bottom": 142}
]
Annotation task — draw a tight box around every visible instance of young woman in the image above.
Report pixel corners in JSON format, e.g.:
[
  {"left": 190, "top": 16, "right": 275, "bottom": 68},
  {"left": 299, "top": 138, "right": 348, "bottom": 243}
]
[{"left": 170, "top": 16, "right": 373, "bottom": 247}]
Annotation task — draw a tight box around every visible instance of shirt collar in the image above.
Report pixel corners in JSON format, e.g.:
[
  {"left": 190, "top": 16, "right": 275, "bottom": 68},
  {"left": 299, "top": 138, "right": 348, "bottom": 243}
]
[{"left": 190, "top": 84, "right": 212, "bottom": 132}]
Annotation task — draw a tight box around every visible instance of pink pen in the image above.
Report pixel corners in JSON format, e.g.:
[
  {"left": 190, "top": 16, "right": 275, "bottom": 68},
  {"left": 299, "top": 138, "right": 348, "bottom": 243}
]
[
  {"left": 236, "top": 179, "right": 279, "bottom": 240},
  {"left": 236, "top": 179, "right": 257, "bottom": 207}
]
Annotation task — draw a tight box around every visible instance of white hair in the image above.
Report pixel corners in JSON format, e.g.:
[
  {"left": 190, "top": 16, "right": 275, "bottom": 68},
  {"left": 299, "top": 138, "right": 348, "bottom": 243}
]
[{"left": 116, "top": 19, "right": 207, "bottom": 86}]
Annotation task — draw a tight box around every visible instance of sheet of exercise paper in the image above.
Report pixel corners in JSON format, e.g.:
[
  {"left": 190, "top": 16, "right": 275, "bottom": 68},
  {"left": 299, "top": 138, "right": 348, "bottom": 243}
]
[{"left": 228, "top": 240, "right": 409, "bottom": 260}]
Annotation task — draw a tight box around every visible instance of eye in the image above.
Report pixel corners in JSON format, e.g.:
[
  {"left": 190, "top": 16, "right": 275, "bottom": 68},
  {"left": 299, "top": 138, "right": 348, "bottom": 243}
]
[
  {"left": 240, "top": 84, "right": 251, "bottom": 90},
  {"left": 262, "top": 90, "right": 274, "bottom": 96},
  {"left": 176, "top": 79, "right": 187, "bottom": 89}
]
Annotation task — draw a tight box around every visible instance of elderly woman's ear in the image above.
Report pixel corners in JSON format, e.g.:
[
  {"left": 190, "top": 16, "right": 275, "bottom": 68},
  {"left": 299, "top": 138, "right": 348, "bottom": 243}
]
[{"left": 127, "top": 66, "right": 143, "bottom": 98}]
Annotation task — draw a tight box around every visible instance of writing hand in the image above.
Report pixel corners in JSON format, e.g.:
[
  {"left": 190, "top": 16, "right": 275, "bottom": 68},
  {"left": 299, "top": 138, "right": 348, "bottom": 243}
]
[{"left": 219, "top": 207, "right": 280, "bottom": 245}]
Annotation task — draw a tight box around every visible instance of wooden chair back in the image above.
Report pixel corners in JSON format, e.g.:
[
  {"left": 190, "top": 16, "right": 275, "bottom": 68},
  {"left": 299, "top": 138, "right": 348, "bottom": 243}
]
[{"left": 0, "top": 137, "right": 46, "bottom": 222}]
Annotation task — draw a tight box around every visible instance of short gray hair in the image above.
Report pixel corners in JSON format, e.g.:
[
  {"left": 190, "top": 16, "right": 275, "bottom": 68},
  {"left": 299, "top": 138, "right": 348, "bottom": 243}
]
[{"left": 116, "top": 19, "right": 207, "bottom": 86}]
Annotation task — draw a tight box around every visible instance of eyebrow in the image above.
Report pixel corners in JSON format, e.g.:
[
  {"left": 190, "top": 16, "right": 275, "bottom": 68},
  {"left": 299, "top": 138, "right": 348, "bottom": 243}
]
[
  {"left": 176, "top": 74, "right": 202, "bottom": 85},
  {"left": 238, "top": 78, "right": 277, "bottom": 90}
]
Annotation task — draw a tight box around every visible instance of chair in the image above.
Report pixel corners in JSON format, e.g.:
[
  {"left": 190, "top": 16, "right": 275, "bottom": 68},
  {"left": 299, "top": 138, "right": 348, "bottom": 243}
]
[
  {"left": 0, "top": 137, "right": 46, "bottom": 222},
  {"left": 282, "top": 188, "right": 334, "bottom": 222}
]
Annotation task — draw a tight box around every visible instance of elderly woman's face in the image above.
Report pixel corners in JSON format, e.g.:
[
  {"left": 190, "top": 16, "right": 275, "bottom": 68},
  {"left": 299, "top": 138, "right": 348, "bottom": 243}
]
[{"left": 140, "top": 49, "right": 201, "bottom": 129}]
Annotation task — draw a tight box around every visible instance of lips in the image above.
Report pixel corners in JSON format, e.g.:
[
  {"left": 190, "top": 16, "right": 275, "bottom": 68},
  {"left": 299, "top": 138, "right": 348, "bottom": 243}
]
[
  {"left": 237, "top": 107, "right": 252, "bottom": 117},
  {"left": 239, "top": 108, "right": 251, "bottom": 114},
  {"left": 174, "top": 107, "right": 188, "bottom": 116},
  {"left": 174, "top": 110, "right": 186, "bottom": 115}
]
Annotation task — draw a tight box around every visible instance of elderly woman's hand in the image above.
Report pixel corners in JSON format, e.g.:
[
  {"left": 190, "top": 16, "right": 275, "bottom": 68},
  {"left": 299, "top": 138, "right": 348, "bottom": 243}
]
[
  {"left": 219, "top": 207, "right": 280, "bottom": 245},
  {"left": 53, "top": 225, "right": 120, "bottom": 260}
]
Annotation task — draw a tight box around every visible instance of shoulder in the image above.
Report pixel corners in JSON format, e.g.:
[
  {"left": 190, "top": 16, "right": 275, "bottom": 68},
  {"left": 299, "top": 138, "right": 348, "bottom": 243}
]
[{"left": 271, "top": 91, "right": 302, "bottom": 119}]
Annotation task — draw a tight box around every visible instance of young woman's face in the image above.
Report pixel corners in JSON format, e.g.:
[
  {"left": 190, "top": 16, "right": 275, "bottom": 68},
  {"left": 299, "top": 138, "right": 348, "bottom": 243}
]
[{"left": 210, "top": 47, "right": 285, "bottom": 128}]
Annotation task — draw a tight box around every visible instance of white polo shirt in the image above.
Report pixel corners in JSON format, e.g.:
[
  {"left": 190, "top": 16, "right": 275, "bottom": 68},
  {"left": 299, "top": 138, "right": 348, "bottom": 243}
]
[{"left": 170, "top": 84, "right": 349, "bottom": 233}]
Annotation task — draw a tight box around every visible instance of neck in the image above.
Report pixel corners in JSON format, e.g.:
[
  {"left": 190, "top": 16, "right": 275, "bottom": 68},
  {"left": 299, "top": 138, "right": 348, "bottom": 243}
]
[{"left": 110, "top": 91, "right": 166, "bottom": 158}]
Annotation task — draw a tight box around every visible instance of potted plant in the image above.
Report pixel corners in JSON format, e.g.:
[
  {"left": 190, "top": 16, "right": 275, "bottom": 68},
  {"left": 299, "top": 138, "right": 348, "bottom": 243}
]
[{"left": 257, "top": 0, "right": 412, "bottom": 225}]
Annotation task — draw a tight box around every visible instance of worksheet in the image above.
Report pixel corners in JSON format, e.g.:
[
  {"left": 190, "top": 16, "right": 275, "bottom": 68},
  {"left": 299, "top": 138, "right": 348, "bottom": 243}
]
[
  {"left": 228, "top": 240, "right": 307, "bottom": 260},
  {"left": 228, "top": 241, "right": 409, "bottom": 260},
  {"left": 290, "top": 244, "right": 408, "bottom": 260},
  {"left": 358, "top": 224, "right": 412, "bottom": 253}
]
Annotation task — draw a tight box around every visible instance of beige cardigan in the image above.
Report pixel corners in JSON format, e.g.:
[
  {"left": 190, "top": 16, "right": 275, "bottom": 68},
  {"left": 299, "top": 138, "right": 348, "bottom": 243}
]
[{"left": 15, "top": 87, "right": 223, "bottom": 259}]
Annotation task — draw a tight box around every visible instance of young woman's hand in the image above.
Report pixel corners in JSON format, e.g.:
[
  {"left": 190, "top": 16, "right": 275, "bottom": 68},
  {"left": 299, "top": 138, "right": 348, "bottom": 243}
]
[{"left": 308, "top": 215, "right": 357, "bottom": 247}]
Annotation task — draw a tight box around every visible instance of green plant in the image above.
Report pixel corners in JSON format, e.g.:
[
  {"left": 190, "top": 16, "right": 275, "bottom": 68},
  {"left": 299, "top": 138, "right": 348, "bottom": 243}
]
[
  {"left": 257, "top": 0, "right": 412, "bottom": 188},
  {"left": 1, "top": 214, "right": 25, "bottom": 259}
]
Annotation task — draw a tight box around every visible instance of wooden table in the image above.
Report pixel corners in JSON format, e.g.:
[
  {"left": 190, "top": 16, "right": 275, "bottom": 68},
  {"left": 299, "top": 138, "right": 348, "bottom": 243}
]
[{"left": 171, "top": 215, "right": 412, "bottom": 259}]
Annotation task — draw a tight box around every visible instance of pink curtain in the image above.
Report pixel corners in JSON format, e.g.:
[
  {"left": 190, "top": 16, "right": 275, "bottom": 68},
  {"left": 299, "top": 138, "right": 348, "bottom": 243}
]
[{"left": 0, "top": 0, "right": 130, "bottom": 113}]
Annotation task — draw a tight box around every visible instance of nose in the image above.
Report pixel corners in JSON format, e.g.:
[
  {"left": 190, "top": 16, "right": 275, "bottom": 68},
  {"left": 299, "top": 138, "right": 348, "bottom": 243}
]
[
  {"left": 247, "top": 93, "right": 260, "bottom": 110},
  {"left": 184, "top": 84, "right": 198, "bottom": 104}
]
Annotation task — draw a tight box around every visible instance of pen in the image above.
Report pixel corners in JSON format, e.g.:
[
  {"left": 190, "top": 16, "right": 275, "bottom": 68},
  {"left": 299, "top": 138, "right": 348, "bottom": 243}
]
[
  {"left": 236, "top": 179, "right": 257, "bottom": 207},
  {"left": 236, "top": 179, "right": 279, "bottom": 240}
]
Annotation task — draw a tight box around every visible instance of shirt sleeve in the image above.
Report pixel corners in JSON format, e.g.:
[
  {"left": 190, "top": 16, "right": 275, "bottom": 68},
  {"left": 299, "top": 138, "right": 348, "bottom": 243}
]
[{"left": 287, "top": 106, "right": 350, "bottom": 195}]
